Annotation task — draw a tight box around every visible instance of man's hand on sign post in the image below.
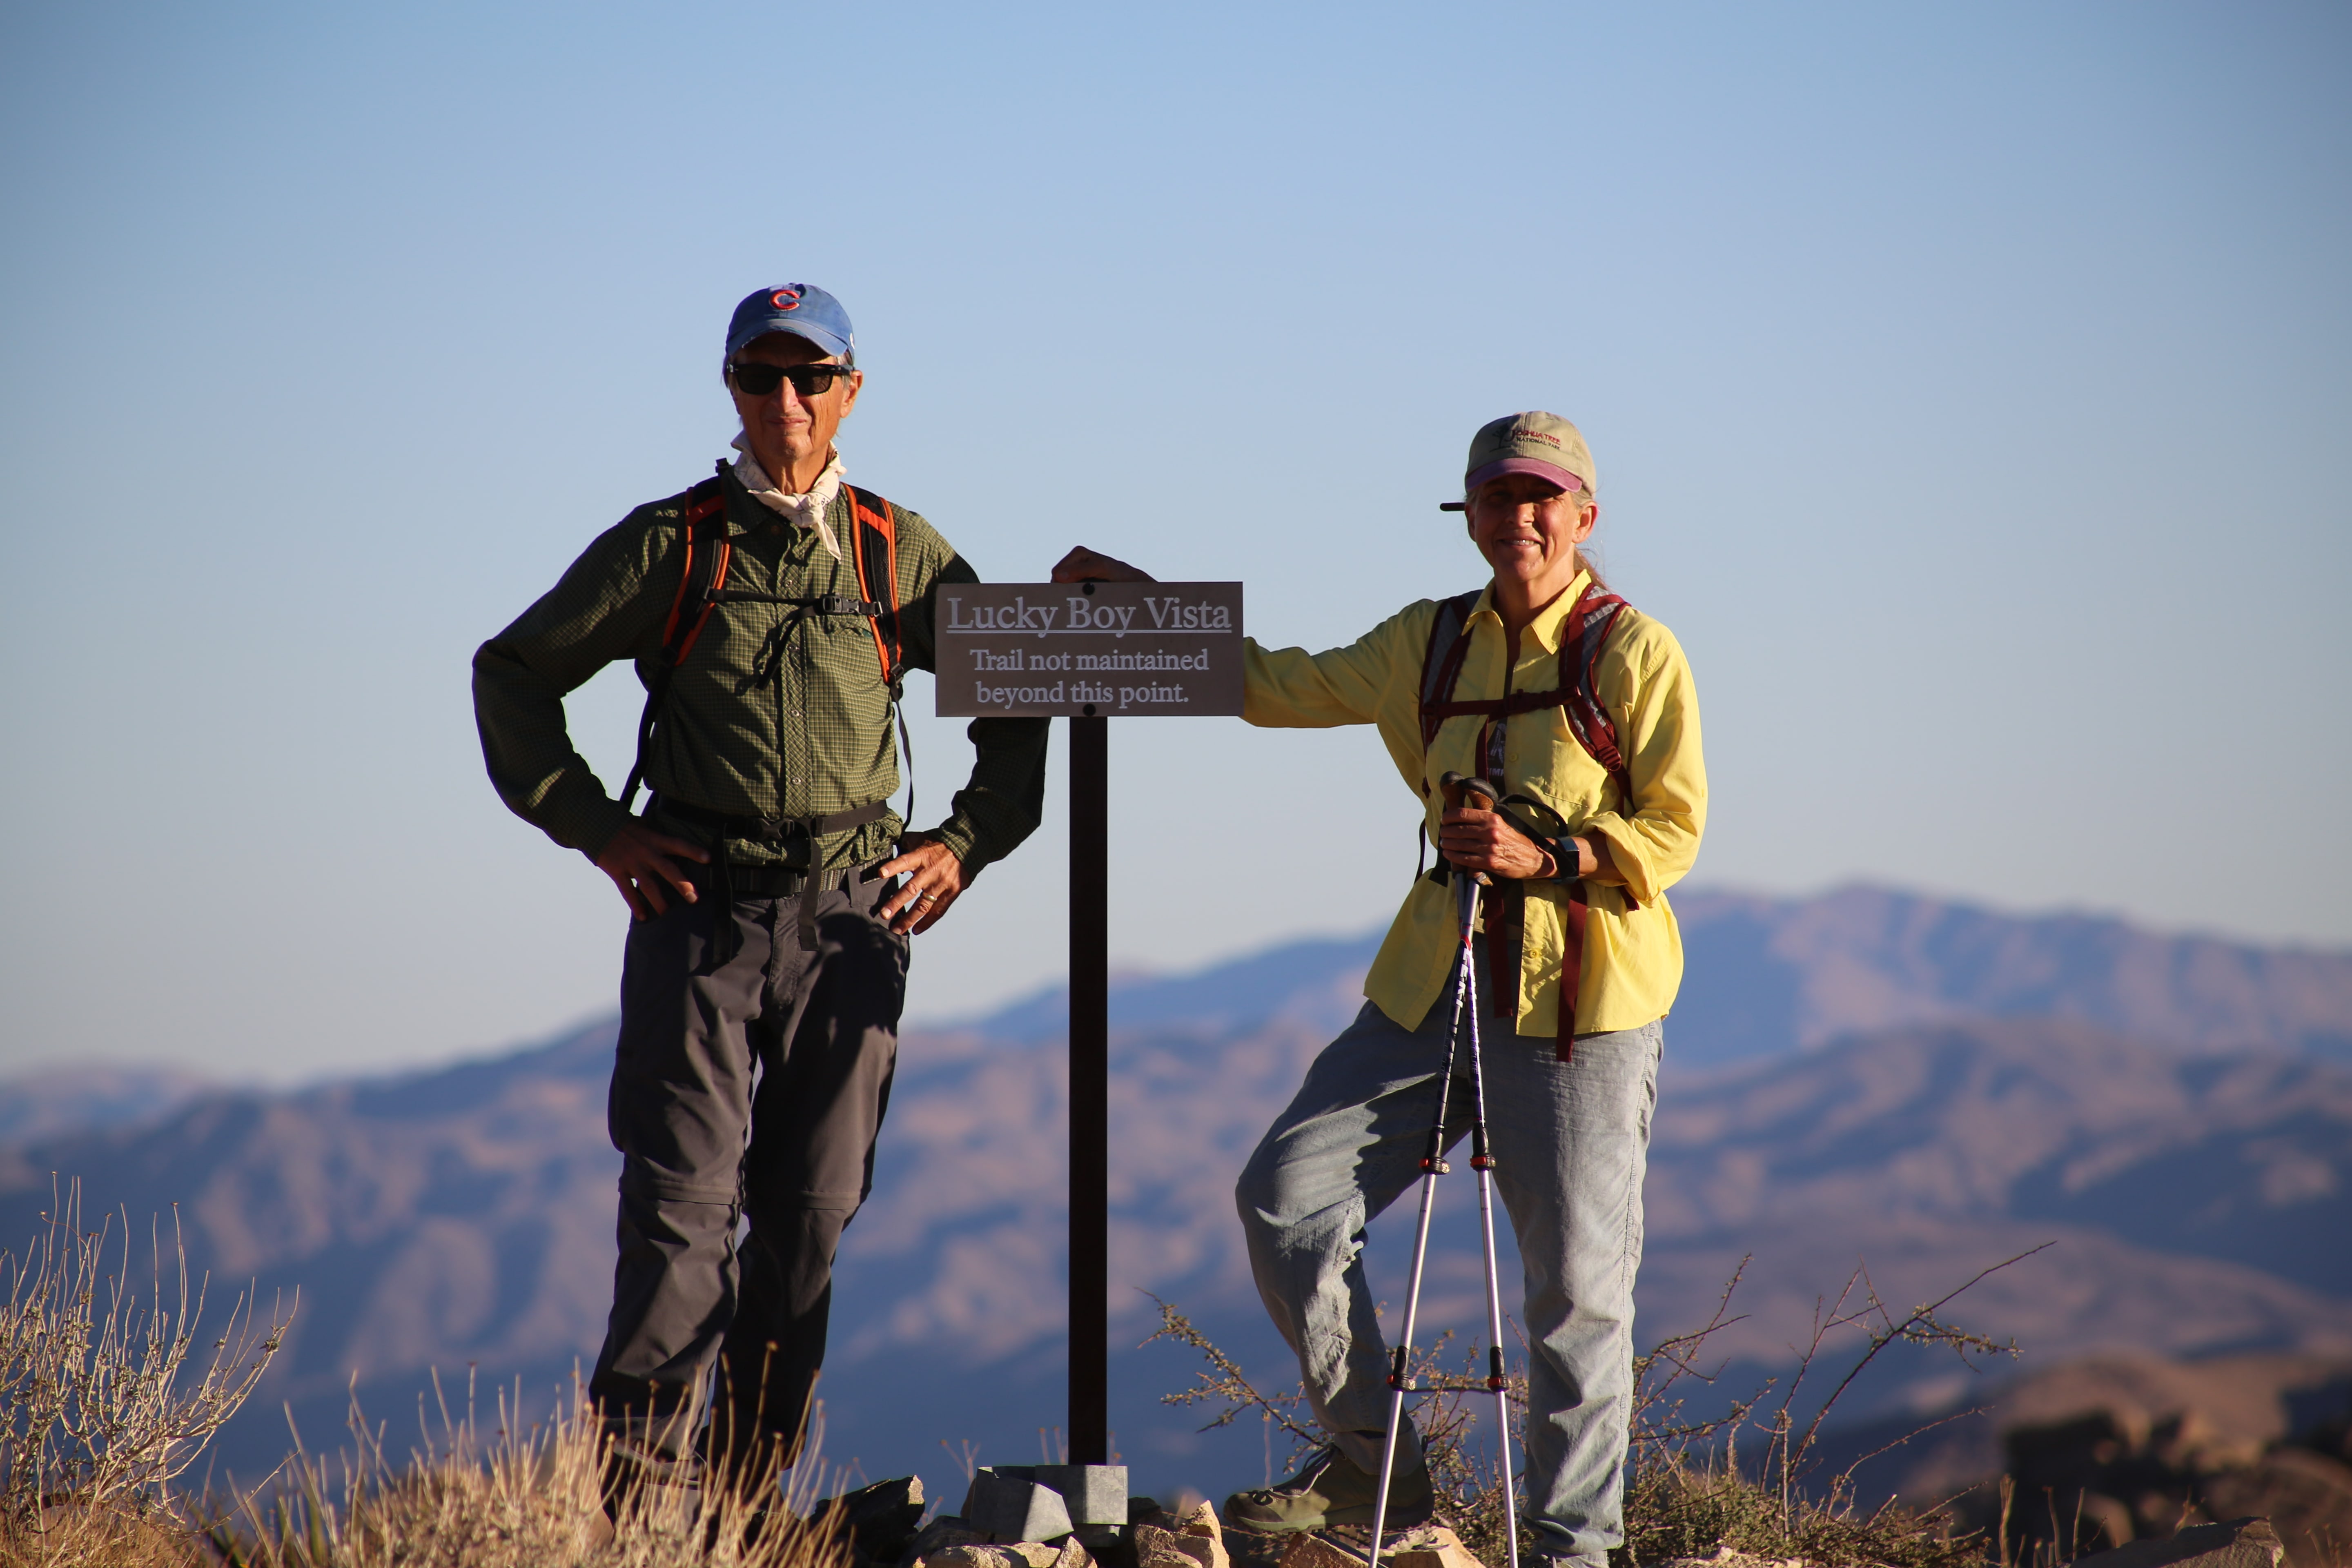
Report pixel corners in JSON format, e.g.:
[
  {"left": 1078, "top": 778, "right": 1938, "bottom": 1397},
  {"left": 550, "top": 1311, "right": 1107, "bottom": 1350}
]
[
  {"left": 1051, "top": 548, "right": 1155, "bottom": 584},
  {"left": 597, "top": 820, "right": 711, "bottom": 920},
  {"left": 876, "top": 834, "right": 967, "bottom": 935}
]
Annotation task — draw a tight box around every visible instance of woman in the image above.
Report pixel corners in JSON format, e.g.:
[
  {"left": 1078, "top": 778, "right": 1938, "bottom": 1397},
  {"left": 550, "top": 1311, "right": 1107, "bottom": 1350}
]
[{"left": 1054, "top": 411, "right": 1705, "bottom": 1568}]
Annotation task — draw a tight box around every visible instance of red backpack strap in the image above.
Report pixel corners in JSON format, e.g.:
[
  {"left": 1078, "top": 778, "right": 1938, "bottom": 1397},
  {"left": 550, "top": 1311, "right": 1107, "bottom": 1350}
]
[
  {"left": 1412, "top": 580, "right": 1641, "bottom": 1061},
  {"left": 844, "top": 485, "right": 903, "bottom": 687},
  {"left": 1554, "top": 583, "right": 1633, "bottom": 808},
  {"left": 1416, "top": 589, "right": 1486, "bottom": 749}
]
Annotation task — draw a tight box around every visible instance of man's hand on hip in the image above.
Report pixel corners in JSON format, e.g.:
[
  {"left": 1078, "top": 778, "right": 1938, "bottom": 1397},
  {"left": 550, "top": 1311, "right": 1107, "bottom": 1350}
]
[
  {"left": 597, "top": 820, "right": 711, "bottom": 920},
  {"left": 876, "top": 834, "right": 967, "bottom": 936}
]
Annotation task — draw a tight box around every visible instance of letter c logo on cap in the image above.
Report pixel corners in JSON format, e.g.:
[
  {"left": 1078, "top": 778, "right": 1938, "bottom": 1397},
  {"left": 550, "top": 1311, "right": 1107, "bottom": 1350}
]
[{"left": 770, "top": 287, "right": 802, "bottom": 312}]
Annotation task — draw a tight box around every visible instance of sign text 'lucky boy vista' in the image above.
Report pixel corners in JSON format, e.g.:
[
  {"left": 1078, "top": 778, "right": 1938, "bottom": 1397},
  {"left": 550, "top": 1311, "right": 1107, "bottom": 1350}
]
[{"left": 933, "top": 581, "right": 1245, "bottom": 718}]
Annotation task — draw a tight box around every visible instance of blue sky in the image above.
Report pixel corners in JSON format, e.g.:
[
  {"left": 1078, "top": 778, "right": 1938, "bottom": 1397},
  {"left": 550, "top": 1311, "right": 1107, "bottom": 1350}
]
[{"left": 2, "top": 1, "right": 2347, "bottom": 1081}]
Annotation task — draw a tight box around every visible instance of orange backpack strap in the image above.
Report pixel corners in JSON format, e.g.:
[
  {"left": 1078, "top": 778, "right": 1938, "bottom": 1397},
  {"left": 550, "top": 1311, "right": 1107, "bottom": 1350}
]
[
  {"left": 621, "top": 467, "right": 732, "bottom": 811},
  {"left": 845, "top": 484, "right": 915, "bottom": 828},
  {"left": 844, "top": 485, "right": 904, "bottom": 689},
  {"left": 659, "top": 476, "right": 733, "bottom": 663}
]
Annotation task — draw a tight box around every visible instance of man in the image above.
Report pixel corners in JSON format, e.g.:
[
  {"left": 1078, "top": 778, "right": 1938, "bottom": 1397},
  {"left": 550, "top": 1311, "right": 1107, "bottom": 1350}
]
[
  {"left": 474, "top": 283, "right": 1049, "bottom": 1488},
  {"left": 1055, "top": 413, "right": 1705, "bottom": 1568}
]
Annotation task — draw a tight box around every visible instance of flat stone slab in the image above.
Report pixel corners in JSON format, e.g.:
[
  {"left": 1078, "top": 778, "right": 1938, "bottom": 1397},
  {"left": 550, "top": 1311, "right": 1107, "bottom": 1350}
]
[
  {"left": 1036, "top": 1464, "right": 1131, "bottom": 1528},
  {"left": 963, "top": 1471, "right": 1076, "bottom": 1545}
]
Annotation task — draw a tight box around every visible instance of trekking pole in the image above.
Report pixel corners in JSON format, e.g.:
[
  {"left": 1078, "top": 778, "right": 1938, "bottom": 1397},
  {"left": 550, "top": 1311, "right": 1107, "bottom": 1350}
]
[
  {"left": 1459, "top": 879, "right": 1521, "bottom": 1568},
  {"left": 1366, "top": 773, "right": 1490, "bottom": 1564}
]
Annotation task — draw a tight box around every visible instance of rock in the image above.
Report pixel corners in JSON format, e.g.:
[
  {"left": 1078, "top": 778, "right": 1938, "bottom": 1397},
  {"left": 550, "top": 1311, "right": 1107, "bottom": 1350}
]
[
  {"left": 1137, "top": 1518, "right": 1231, "bottom": 1568},
  {"left": 926, "top": 1542, "right": 1094, "bottom": 1568},
  {"left": 1177, "top": 1501, "right": 1230, "bottom": 1565},
  {"left": 966, "top": 1469, "right": 1078, "bottom": 1545},
  {"left": 1037, "top": 1465, "right": 1132, "bottom": 1529},
  {"left": 1134, "top": 1525, "right": 1187, "bottom": 1568},
  {"left": 1131, "top": 1501, "right": 1233, "bottom": 1568},
  {"left": 2204, "top": 1452, "right": 2352, "bottom": 1568},
  {"left": 1275, "top": 1536, "right": 1367, "bottom": 1568},
  {"left": 1383, "top": 1524, "right": 1484, "bottom": 1568},
  {"left": 904, "top": 1515, "right": 989, "bottom": 1568},
  {"left": 836, "top": 1475, "right": 929, "bottom": 1561},
  {"left": 931, "top": 1548, "right": 1024, "bottom": 1568},
  {"left": 1653, "top": 1550, "right": 1802, "bottom": 1568},
  {"left": 2067, "top": 1517, "right": 2285, "bottom": 1568},
  {"left": 1128, "top": 1499, "right": 1163, "bottom": 1525}
]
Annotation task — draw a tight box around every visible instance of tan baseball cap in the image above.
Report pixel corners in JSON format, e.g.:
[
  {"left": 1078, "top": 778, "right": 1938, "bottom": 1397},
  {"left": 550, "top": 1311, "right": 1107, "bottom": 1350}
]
[{"left": 1441, "top": 411, "right": 1595, "bottom": 510}]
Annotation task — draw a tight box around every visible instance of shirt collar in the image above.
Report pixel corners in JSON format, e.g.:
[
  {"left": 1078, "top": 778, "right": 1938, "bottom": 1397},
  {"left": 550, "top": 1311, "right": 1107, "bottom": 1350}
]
[{"left": 1470, "top": 567, "right": 1595, "bottom": 656}]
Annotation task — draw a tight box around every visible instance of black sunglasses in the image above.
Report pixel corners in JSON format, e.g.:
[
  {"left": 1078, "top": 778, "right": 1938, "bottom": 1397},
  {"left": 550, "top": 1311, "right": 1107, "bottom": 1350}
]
[{"left": 728, "top": 361, "right": 854, "bottom": 397}]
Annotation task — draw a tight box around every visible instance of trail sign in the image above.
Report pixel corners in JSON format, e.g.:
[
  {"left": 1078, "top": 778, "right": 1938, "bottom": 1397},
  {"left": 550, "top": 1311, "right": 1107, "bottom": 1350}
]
[
  {"left": 935, "top": 579, "right": 1245, "bottom": 1466},
  {"left": 933, "top": 581, "right": 1245, "bottom": 718}
]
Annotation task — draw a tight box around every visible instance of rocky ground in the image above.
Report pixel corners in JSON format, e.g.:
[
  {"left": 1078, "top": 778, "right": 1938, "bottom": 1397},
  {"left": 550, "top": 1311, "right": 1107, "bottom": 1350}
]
[{"left": 815, "top": 1359, "right": 2352, "bottom": 1568}]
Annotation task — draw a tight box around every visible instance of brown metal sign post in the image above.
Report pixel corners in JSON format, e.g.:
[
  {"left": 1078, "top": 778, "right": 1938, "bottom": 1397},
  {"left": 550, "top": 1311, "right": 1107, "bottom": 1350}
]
[{"left": 938, "top": 580, "right": 1245, "bottom": 1464}]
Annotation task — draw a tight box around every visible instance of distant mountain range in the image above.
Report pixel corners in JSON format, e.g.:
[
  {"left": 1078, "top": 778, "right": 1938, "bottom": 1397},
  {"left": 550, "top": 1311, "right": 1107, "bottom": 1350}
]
[{"left": 2, "top": 884, "right": 2348, "bottom": 1503}]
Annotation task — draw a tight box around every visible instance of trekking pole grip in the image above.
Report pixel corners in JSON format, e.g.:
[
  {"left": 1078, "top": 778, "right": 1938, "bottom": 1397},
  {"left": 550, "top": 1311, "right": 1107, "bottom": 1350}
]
[{"left": 1437, "top": 771, "right": 1497, "bottom": 887}]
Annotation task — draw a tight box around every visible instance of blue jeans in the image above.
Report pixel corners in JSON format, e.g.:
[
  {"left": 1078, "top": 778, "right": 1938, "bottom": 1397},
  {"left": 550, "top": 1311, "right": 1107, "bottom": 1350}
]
[{"left": 1234, "top": 943, "right": 1662, "bottom": 1567}]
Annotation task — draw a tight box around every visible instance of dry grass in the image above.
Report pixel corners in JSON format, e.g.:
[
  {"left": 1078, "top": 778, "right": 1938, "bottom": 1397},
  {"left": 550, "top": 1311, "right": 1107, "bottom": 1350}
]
[
  {"left": 0, "top": 1192, "right": 853, "bottom": 1567},
  {"left": 200, "top": 1376, "right": 853, "bottom": 1568}
]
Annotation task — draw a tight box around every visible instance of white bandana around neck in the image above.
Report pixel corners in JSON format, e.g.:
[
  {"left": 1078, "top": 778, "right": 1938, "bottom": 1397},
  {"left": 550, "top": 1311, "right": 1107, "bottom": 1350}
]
[{"left": 730, "top": 434, "right": 844, "bottom": 560}]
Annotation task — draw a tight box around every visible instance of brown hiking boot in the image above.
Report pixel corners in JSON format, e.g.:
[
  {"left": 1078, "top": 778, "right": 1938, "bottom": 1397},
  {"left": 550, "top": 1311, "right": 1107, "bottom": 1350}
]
[{"left": 1223, "top": 1440, "right": 1434, "bottom": 1534}]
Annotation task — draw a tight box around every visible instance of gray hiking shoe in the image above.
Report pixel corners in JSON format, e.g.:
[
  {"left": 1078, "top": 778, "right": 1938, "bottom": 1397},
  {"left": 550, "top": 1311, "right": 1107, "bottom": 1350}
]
[{"left": 1223, "top": 1441, "right": 1434, "bottom": 1534}]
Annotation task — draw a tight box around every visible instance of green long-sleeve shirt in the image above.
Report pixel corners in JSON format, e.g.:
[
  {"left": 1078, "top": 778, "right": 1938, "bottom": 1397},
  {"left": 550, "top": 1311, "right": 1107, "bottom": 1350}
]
[{"left": 472, "top": 466, "right": 1049, "bottom": 876}]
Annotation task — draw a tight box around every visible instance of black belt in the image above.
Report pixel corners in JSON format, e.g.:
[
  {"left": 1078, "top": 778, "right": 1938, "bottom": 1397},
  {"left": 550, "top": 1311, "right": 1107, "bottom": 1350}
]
[{"left": 650, "top": 795, "right": 895, "bottom": 955}]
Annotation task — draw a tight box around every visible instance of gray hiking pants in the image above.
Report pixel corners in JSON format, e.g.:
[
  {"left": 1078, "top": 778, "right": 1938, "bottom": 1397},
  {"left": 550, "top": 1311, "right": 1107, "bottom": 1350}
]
[
  {"left": 588, "top": 865, "right": 907, "bottom": 1471},
  {"left": 1234, "top": 941, "right": 1662, "bottom": 1568}
]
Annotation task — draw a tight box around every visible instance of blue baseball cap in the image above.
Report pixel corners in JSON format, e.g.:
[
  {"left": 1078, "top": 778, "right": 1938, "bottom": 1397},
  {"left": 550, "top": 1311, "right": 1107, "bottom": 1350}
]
[{"left": 725, "top": 284, "right": 856, "bottom": 363}]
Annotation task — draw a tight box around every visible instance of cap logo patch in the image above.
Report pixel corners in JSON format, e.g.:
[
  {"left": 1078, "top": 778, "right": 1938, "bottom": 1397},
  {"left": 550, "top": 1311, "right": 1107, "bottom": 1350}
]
[
  {"left": 1508, "top": 426, "right": 1563, "bottom": 449},
  {"left": 770, "top": 288, "right": 802, "bottom": 311}
]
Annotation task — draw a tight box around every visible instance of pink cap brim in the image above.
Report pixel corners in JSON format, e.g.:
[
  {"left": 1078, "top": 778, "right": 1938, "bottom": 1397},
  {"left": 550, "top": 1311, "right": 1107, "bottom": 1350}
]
[{"left": 1465, "top": 456, "right": 1586, "bottom": 494}]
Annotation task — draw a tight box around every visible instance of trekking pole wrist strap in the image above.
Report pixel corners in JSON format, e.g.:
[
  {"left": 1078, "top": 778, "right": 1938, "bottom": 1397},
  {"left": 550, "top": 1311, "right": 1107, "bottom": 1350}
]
[{"left": 1542, "top": 834, "right": 1579, "bottom": 882}]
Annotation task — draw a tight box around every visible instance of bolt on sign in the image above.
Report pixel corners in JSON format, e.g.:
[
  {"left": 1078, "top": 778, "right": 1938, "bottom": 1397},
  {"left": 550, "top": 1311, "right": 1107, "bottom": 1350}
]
[{"left": 933, "top": 582, "right": 1245, "bottom": 718}]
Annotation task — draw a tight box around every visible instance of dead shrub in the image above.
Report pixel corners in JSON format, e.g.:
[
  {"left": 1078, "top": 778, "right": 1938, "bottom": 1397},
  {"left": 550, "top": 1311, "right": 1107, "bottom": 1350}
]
[
  {"left": 0, "top": 1182, "right": 287, "bottom": 1566},
  {"left": 1147, "top": 1248, "right": 2044, "bottom": 1568}
]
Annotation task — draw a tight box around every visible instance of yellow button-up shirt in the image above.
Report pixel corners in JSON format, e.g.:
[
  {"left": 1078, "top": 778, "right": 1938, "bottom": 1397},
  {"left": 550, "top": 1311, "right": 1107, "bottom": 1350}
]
[{"left": 1243, "top": 571, "right": 1706, "bottom": 1038}]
